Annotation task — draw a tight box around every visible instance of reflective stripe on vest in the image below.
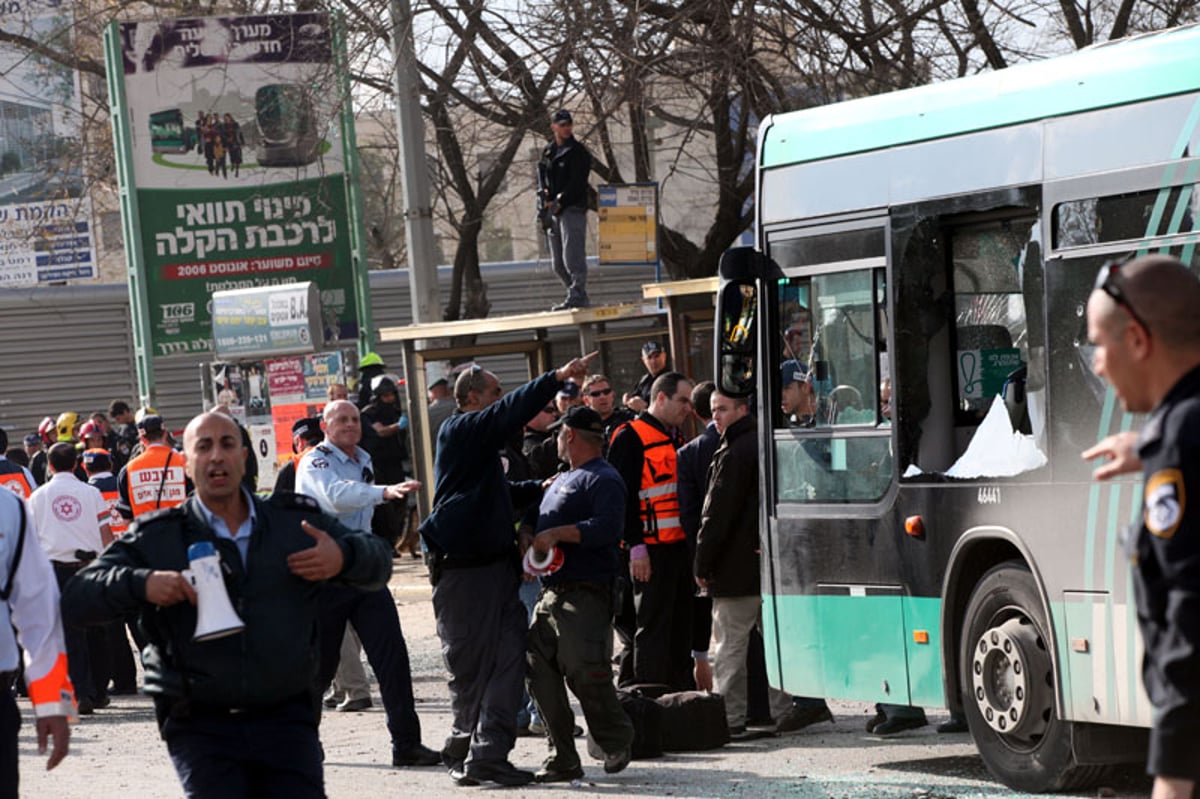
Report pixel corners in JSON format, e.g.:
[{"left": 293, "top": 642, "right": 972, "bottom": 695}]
[
  {"left": 0, "top": 470, "right": 32, "bottom": 499},
  {"left": 99, "top": 489, "right": 128, "bottom": 535},
  {"left": 126, "top": 446, "right": 187, "bottom": 518},
  {"left": 627, "top": 419, "right": 684, "bottom": 545}
]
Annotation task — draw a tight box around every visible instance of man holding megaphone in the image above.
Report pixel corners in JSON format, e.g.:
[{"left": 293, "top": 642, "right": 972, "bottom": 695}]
[{"left": 61, "top": 411, "right": 393, "bottom": 799}]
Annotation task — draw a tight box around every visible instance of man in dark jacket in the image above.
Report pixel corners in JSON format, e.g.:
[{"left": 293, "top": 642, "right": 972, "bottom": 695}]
[
  {"left": 419, "top": 352, "right": 595, "bottom": 787},
  {"left": 537, "top": 109, "right": 592, "bottom": 310},
  {"left": 695, "top": 390, "right": 832, "bottom": 736},
  {"left": 62, "top": 411, "right": 393, "bottom": 798}
]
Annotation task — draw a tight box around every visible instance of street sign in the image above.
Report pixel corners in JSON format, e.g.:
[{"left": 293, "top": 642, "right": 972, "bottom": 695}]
[{"left": 598, "top": 183, "right": 657, "bottom": 266}]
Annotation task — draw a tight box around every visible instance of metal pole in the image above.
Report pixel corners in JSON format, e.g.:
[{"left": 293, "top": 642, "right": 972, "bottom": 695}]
[{"left": 390, "top": 0, "right": 440, "bottom": 327}]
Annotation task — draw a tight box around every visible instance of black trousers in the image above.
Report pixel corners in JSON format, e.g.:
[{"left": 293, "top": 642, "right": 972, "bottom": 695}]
[
  {"left": 52, "top": 562, "right": 104, "bottom": 702},
  {"left": 163, "top": 695, "right": 323, "bottom": 799},
  {"left": 1, "top": 676, "right": 18, "bottom": 799},
  {"left": 317, "top": 584, "right": 422, "bottom": 753},
  {"left": 631, "top": 542, "right": 694, "bottom": 689}
]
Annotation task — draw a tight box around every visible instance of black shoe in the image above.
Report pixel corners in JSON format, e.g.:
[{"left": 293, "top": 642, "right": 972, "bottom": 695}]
[
  {"left": 76, "top": 698, "right": 94, "bottom": 716},
  {"left": 449, "top": 766, "right": 477, "bottom": 787},
  {"left": 774, "top": 704, "right": 833, "bottom": 734},
  {"left": 937, "top": 713, "right": 968, "bottom": 734},
  {"left": 603, "top": 747, "right": 631, "bottom": 774},
  {"left": 461, "top": 760, "right": 534, "bottom": 787},
  {"left": 91, "top": 695, "right": 111, "bottom": 709},
  {"left": 534, "top": 761, "right": 584, "bottom": 783},
  {"left": 322, "top": 695, "right": 341, "bottom": 709},
  {"left": 393, "top": 744, "right": 442, "bottom": 767},
  {"left": 872, "top": 714, "right": 927, "bottom": 736},
  {"left": 865, "top": 704, "right": 886, "bottom": 733}
]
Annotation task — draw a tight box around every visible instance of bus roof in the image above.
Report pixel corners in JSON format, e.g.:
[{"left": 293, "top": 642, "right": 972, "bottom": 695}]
[{"left": 761, "top": 24, "right": 1200, "bottom": 169}]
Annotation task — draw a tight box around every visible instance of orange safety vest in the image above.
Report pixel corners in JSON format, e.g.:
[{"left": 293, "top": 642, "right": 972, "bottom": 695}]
[
  {"left": 621, "top": 419, "right": 685, "bottom": 545},
  {"left": 124, "top": 444, "right": 188, "bottom": 518},
  {"left": 98, "top": 488, "right": 129, "bottom": 536},
  {"left": 0, "top": 461, "right": 32, "bottom": 499}
]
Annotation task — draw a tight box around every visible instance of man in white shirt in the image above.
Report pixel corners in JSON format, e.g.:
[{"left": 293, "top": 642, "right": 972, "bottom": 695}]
[{"left": 28, "top": 443, "right": 112, "bottom": 715}]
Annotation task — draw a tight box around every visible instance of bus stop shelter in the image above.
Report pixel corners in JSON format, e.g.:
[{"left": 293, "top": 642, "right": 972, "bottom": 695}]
[{"left": 378, "top": 278, "right": 718, "bottom": 517}]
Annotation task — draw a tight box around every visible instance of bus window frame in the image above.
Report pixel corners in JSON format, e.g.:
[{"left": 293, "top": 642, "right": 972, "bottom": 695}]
[{"left": 763, "top": 220, "right": 897, "bottom": 506}]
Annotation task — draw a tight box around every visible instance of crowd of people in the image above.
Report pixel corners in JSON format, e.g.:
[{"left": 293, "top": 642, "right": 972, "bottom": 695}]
[{"left": 4, "top": 248, "right": 1197, "bottom": 797}]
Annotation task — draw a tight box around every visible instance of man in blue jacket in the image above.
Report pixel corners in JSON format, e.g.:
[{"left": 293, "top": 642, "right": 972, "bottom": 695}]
[{"left": 420, "top": 353, "right": 595, "bottom": 787}]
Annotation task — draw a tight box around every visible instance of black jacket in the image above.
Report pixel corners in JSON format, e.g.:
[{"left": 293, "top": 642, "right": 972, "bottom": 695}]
[
  {"left": 61, "top": 492, "right": 391, "bottom": 719},
  {"left": 1132, "top": 364, "right": 1200, "bottom": 777},
  {"left": 677, "top": 423, "right": 721, "bottom": 551},
  {"left": 694, "top": 415, "right": 760, "bottom": 598},
  {"left": 537, "top": 136, "right": 591, "bottom": 213}
]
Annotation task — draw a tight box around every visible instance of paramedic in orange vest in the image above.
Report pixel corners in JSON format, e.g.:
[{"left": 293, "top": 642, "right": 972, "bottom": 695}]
[
  {"left": 115, "top": 414, "right": 190, "bottom": 521},
  {"left": 0, "top": 429, "right": 36, "bottom": 499},
  {"left": 607, "top": 370, "right": 696, "bottom": 689}
]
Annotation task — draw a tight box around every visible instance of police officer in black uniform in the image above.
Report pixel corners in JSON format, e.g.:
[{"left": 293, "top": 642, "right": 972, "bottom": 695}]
[
  {"left": 62, "top": 411, "right": 393, "bottom": 799},
  {"left": 1084, "top": 254, "right": 1200, "bottom": 799}
]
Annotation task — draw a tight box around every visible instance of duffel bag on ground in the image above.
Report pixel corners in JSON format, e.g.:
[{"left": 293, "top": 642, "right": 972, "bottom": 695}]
[{"left": 656, "top": 690, "right": 730, "bottom": 752}]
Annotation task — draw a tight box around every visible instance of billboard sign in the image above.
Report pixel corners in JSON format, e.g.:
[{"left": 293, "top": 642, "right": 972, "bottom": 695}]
[
  {"left": 598, "top": 182, "right": 657, "bottom": 266},
  {"left": 0, "top": 1, "right": 96, "bottom": 286},
  {"left": 107, "top": 12, "right": 364, "bottom": 359}
]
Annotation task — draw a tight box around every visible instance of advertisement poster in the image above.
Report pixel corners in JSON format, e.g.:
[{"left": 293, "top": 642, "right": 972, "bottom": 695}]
[
  {"left": 113, "top": 12, "right": 359, "bottom": 356},
  {"left": 0, "top": 1, "right": 96, "bottom": 286}
]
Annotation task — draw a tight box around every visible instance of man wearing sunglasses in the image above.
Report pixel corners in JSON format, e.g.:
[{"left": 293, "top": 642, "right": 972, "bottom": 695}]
[
  {"left": 581, "top": 374, "right": 633, "bottom": 453},
  {"left": 537, "top": 109, "right": 592, "bottom": 311},
  {"left": 1084, "top": 254, "right": 1200, "bottom": 799}
]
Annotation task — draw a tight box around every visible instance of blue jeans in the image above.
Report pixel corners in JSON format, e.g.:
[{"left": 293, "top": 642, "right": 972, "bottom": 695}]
[{"left": 517, "top": 578, "right": 542, "bottom": 728}]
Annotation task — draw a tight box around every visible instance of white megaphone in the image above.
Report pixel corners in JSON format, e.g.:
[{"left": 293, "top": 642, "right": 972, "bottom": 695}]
[{"left": 184, "top": 541, "right": 245, "bottom": 642}]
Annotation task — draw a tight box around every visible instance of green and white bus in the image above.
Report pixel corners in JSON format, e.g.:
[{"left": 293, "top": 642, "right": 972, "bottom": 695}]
[{"left": 715, "top": 24, "right": 1200, "bottom": 793}]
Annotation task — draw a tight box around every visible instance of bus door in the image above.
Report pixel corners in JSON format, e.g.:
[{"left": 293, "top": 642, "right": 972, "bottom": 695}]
[{"left": 761, "top": 221, "right": 900, "bottom": 701}]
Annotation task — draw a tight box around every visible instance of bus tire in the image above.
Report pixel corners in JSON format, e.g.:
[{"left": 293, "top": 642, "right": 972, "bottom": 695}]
[{"left": 959, "top": 561, "right": 1106, "bottom": 793}]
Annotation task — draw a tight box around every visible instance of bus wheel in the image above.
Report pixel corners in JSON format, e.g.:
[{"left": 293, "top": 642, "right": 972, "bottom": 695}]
[{"left": 960, "top": 562, "right": 1105, "bottom": 793}]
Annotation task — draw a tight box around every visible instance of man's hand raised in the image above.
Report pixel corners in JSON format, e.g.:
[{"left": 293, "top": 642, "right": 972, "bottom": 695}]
[
  {"left": 287, "top": 520, "right": 345, "bottom": 581},
  {"left": 556, "top": 351, "right": 599, "bottom": 384}
]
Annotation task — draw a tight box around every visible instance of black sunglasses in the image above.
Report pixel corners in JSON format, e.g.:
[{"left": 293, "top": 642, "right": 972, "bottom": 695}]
[
  {"left": 1094, "top": 260, "right": 1150, "bottom": 334},
  {"left": 588, "top": 388, "right": 613, "bottom": 397}
]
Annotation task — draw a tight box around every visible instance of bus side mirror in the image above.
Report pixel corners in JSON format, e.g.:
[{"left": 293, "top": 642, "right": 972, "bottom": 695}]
[{"left": 716, "top": 278, "right": 757, "bottom": 398}]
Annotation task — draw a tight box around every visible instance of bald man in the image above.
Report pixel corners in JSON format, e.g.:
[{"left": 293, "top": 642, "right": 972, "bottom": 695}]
[
  {"left": 63, "top": 411, "right": 393, "bottom": 798},
  {"left": 1083, "top": 254, "right": 1200, "bottom": 799}
]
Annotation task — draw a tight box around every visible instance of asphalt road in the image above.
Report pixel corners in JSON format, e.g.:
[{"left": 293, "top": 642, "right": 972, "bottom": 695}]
[{"left": 14, "top": 558, "right": 1154, "bottom": 799}]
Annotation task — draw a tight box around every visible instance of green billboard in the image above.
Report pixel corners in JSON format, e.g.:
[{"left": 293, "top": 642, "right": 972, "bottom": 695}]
[{"left": 105, "top": 11, "right": 371, "bottom": 402}]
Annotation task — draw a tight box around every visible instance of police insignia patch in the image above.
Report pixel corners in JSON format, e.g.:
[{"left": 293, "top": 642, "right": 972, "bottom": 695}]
[
  {"left": 310, "top": 459, "right": 329, "bottom": 470},
  {"left": 1144, "top": 469, "right": 1185, "bottom": 539}
]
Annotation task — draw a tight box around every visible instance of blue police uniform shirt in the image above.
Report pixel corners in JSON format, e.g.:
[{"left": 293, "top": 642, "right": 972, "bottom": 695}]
[
  {"left": 535, "top": 456, "right": 625, "bottom": 585},
  {"left": 195, "top": 487, "right": 257, "bottom": 566},
  {"left": 295, "top": 441, "right": 385, "bottom": 533}
]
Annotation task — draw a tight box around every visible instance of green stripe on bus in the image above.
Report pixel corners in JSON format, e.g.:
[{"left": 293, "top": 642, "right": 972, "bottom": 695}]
[{"left": 765, "top": 594, "right": 943, "bottom": 707}]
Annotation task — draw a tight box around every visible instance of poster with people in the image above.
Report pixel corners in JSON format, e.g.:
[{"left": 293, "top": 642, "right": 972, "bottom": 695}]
[
  {"left": 0, "top": 1, "right": 97, "bottom": 287},
  {"left": 107, "top": 12, "right": 365, "bottom": 357}
]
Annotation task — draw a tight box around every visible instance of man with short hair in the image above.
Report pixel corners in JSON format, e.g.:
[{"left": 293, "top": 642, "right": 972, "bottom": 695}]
[
  {"left": 65, "top": 411, "right": 392, "bottom": 797},
  {"left": 22, "top": 433, "right": 42, "bottom": 463},
  {"left": 696, "top": 391, "right": 832, "bottom": 736},
  {"left": 0, "top": 487, "right": 73, "bottom": 795},
  {"left": 1083, "top": 254, "right": 1200, "bottom": 799},
  {"left": 623, "top": 341, "right": 670, "bottom": 414},
  {"left": 538, "top": 109, "right": 592, "bottom": 311},
  {"left": 607, "top": 371, "right": 696, "bottom": 688},
  {"left": 420, "top": 352, "right": 596, "bottom": 787},
  {"left": 526, "top": 406, "right": 634, "bottom": 782},
  {"left": 296, "top": 399, "right": 440, "bottom": 769},
  {"left": 581, "top": 374, "right": 633, "bottom": 441},
  {"left": 29, "top": 443, "right": 112, "bottom": 715},
  {"left": 0, "top": 429, "right": 36, "bottom": 499},
  {"left": 116, "top": 415, "right": 189, "bottom": 522}
]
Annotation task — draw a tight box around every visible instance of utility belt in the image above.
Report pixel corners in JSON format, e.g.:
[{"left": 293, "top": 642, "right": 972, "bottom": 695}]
[
  {"left": 165, "top": 691, "right": 312, "bottom": 722},
  {"left": 426, "top": 547, "right": 516, "bottom": 587}
]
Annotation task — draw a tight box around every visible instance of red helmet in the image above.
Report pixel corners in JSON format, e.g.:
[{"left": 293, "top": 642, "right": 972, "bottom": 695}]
[
  {"left": 79, "top": 420, "right": 104, "bottom": 442},
  {"left": 37, "top": 416, "right": 56, "bottom": 445}
]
